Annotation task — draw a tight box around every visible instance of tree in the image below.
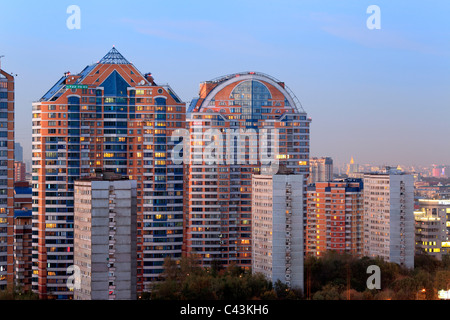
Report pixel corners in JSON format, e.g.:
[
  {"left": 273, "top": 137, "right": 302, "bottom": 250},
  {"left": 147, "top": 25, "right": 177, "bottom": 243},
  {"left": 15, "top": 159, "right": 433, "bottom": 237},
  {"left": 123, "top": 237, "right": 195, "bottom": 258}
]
[
  {"left": 391, "top": 277, "right": 418, "bottom": 300},
  {"left": 312, "top": 284, "right": 341, "bottom": 300},
  {"left": 415, "top": 253, "right": 442, "bottom": 274},
  {"left": 435, "top": 270, "right": 450, "bottom": 292},
  {"left": 150, "top": 256, "right": 275, "bottom": 300},
  {"left": 246, "top": 272, "right": 272, "bottom": 299},
  {"left": 0, "top": 286, "right": 38, "bottom": 300},
  {"left": 181, "top": 274, "right": 218, "bottom": 300}
]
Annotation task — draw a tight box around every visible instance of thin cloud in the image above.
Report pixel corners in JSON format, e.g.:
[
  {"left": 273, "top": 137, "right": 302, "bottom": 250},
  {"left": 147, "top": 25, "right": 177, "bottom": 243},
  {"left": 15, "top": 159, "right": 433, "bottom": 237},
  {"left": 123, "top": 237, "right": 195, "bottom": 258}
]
[
  {"left": 120, "top": 17, "right": 275, "bottom": 57},
  {"left": 309, "top": 11, "right": 446, "bottom": 56}
]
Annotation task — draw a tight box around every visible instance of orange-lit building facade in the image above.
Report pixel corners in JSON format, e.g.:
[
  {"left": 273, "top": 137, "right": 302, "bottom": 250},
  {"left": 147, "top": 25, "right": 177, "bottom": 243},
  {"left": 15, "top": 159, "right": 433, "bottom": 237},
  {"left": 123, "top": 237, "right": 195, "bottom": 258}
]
[
  {"left": 183, "top": 72, "right": 310, "bottom": 268},
  {"left": 32, "top": 48, "right": 185, "bottom": 299},
  {"left": 0, "top": 64, "right": 14, "bottom": 291},
  {"left": 306, "top": 179, "right": 364, "bottom": 257},
  {"left": 14, "top": 161, "right": 26, "bottom": 182}
]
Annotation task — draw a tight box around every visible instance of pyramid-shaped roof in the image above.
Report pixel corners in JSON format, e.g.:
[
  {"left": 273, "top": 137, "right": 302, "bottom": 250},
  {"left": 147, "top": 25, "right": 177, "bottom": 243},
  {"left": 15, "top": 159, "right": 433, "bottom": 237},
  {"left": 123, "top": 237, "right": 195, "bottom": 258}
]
[
  {"left": 100, "top": 70, "right": 130, "bottom": 96},
  {"left": 99, "top": 47, "right": 130, "bottom": 64}
]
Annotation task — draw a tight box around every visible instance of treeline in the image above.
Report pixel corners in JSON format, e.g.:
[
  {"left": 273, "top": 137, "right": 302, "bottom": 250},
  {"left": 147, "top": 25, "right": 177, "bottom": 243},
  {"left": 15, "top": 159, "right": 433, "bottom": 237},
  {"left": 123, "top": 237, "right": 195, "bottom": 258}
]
[
  {"left": 147, "top": 252, "right": 450, "bottom": 300},
  {"left": 0, "top": 286, "right": 38, "bottom": 300},
  {"left": 304, "top": 251, "right": 450, "bottom": 300},
  {"left": 145, "top": 256, "right": 302, "bottom": 300},
  {"left": 2, "top": 252, "right": 448, "bottom": 300}
]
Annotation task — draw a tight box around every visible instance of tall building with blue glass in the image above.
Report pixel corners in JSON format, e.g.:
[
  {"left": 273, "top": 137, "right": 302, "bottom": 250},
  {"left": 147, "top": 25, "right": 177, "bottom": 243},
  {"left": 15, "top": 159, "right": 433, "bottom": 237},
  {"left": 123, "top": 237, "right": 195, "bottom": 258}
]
[
  {"left": 183, "top": 72, "right": 310, "bottom": 269},
  {"left": 32, "top": 47, "right": 185, "bottom": 299}
]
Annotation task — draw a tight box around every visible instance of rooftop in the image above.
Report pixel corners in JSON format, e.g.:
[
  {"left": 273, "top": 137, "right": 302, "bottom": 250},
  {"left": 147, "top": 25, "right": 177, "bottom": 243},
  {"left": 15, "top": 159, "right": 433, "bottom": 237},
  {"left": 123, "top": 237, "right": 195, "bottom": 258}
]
[
  {"left": 14, "top": 186, "right": 32, "bottom": 195},
  {"left": 39, "top": 47, "right": 139, "bottom": 102},
  {"left": 76, "top": 169, "right": 129, "bottom": 182},
  {"left": 14, "top": 208, "right": 32, "bottom": 218},
  {"left": 98, "top": 47, "right": 131, "bottom": 65}
]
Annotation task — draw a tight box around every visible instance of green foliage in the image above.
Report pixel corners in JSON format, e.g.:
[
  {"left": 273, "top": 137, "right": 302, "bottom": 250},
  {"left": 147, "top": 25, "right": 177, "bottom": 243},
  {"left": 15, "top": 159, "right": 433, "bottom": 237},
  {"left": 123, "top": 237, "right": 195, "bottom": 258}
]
[
  {"left": 147, "top": 252, "right": 450, "bottom": 300},
  {"left": 0, "top": 286, "right": 38, "bottom": 300},
  {"left": 304, "top": 251, "right": 450, "bottom": 300},
  {"left": 149, "top": 256, "right": 277, "bottom": 300},
  {"left": 312, "top": 283, "right": 342, "bottom": 300},
  {"left": 148, "top": 256, "right": 304, "bottom": 300}
]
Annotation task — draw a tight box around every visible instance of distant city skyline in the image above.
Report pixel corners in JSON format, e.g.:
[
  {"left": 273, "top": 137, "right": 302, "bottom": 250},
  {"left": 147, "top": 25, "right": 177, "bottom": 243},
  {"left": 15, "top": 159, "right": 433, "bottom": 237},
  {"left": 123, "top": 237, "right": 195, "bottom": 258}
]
[{"left": 1, "top": 0, "right": 449, "bottom": 167}]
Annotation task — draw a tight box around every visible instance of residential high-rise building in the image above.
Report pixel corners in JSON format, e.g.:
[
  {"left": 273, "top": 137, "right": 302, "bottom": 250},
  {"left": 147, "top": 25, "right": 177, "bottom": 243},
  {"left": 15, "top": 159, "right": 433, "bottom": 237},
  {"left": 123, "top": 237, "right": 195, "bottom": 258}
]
[
  {"left": 308, "top": 157, "right": 333, "bottom": 184},
  {"left": 13, "top": 208, "right": 32, "bottom": 292},
  {"left": 14, "top": 160, "right": 26, "bottom": 182},
  {"left": 13, "top": 179, "right": 33, "bottom": 293},
  {"left": 414, "top": 199, "right": 450, "bottom": 259},
  {"left": 183, "top": 72, "right": 310, "bottom": 269},
  {"left": 14, "top": 181, "right": 32, "bottom": 211},
  {"left": 73, "top": 170, "right": 137, "bottom": 300},
  {"left": 414, "top": 211, "right": 445, "bottom": 260},
  {"left": 363, "top": 169, "right": 415, "bottom": 268},
  {"left": 13, "top": 181, "right": 33, "bottom": 291},
  {"left": 32, "top": 47, "right": 185, "bottom": 299},
  {"left": 252, "top": 170, "right": 304, "bottom": 290},
  {"left": 0, "top": 62, "right": 15, "bottom": 291},
  {"left": 306, "top": 179, "right": 364, "bottom": 257}
]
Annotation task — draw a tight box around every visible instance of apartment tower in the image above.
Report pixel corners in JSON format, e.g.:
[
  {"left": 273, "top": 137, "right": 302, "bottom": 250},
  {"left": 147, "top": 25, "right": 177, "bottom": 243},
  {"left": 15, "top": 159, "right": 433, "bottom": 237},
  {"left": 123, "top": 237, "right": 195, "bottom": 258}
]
[
  {"left": 414, "top": 199, "right": 450, "bottom": 259},
  {"left": 0, "top": 61, "right": 15, "bottom": 291},
  {"left": 183, "top": 72, "right": 310, "bottom": 269},
  {"left": 13, "top": 208, "right": 32, "bottom": 292},
  {"left": 363, "top": 168, "right": 414, "bottom": 268},
  {"left": 14, "top": 161, "right": 26, "bottom": 182},
  {"left": 13, "top": 181, "right": 32, "bottom": 291},
  {"left": 73, "top": 171, "right": 137, "bottom": 300},
  {"left": 252, "top": 170, "right": 304, "bottom": 290},
  {"left": 32, "top": 47, "right": 185, "bottom": 299},
  {"left": 306, "top": 179, "right": 364, "bottom": 257}
]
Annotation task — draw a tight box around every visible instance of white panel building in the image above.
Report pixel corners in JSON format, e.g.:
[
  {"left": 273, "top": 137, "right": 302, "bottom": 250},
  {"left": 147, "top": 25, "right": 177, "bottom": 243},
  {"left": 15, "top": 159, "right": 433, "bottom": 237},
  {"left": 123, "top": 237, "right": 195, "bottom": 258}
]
[
  {"left": 73, "top": 171, "right": 137, "bottom": 300},
  {"left": 252, "top": 172, "right": 304, "bottom": 290},
  {"left": 363, "top": 169, "right": 414, "bottom": 269}
]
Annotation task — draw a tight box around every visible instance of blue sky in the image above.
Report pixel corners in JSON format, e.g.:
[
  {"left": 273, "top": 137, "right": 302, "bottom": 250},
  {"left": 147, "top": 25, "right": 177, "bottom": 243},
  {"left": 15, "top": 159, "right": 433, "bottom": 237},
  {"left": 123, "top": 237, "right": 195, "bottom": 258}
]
[{"left": 1, "top": 0, "right": 449, "bottom": 168}]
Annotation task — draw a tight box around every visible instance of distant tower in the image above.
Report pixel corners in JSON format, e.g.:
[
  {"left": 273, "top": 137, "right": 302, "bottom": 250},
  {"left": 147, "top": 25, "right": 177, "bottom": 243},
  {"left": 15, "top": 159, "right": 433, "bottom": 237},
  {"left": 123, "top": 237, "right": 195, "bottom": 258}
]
[
  {"left": 309, "top": 157, "right": 333, "bottom": 184},
  {"left": 346, "top": 156, "right": 359, "bottom": 176},
  {"left": 14, "top": 142, "right": 23, "bottom": 162}
]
